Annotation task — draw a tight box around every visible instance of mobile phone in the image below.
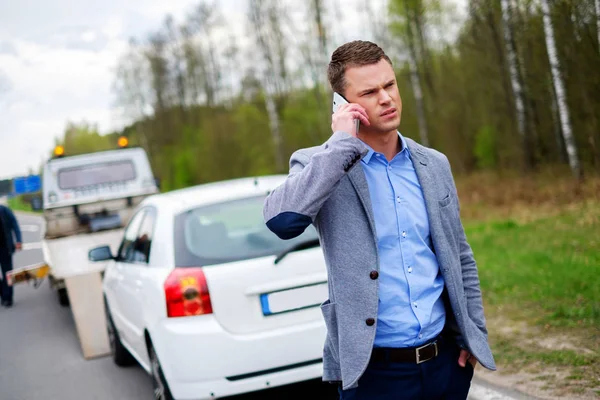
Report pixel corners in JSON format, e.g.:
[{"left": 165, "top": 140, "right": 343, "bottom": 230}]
[{"left": 332, "top": 92, "right": 360, "bottom": 134}]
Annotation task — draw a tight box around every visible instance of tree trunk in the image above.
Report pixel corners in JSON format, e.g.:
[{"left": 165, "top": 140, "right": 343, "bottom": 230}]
[
  {"left": 265, "top": 93, "right": 284, "bottom": 172},
  {"left": 500, "top": 0, "right": 533, "bottom": 170},
  {"left": 541, "top": 0, "right": 582, "bottom": 179},
  {"left": 596, "top": 0, "right": 600, "bottom": 53},
  {"left": 413, "top": 5, "right": 436, "bottom": 97},
  {"left": 484, "top": 8, "right": 515, "bottom": 120},
  {"left": 248, "top": 0, "right": 289, "bottom": 173},
  {"left": 311, "top": 0, "right": 328, "bottom": 127},
  {"left": 550, "top": 84, "right": 568, "bottom": 164},
  {"left": 403, "top": 0, "right": 430, "bottom": 147},
  {"left": 408, "top": 57, "right": 430, "bottom": 147}
]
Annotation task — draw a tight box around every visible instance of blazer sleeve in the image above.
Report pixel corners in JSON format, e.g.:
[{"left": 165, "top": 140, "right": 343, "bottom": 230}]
[
  {"left": 444, "top": 156, "right": 489, "bottom": 338},
  {"left": 263, "top": 131, "right": 369, "bottom": 240},
  {"left": 7, "top": 207, "right": 22, "bottom": 244}
]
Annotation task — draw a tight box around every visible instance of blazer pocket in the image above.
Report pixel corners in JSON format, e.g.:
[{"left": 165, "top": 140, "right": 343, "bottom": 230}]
[{"left": 438, "top": 190, "right": 453, "bottom": 208}]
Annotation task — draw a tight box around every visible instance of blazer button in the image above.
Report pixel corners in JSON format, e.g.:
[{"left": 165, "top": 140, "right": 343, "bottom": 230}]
[
  {"left": 369, "top": 270, "right": 379, "bottom": 280},
  {"left": 366, "top": 318, "right": 375, "bottom": 326}
]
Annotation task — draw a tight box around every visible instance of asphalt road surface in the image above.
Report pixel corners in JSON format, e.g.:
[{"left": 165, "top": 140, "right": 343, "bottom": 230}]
[{"left": 0, "top": 211, "right": 531, "bottom": 400}]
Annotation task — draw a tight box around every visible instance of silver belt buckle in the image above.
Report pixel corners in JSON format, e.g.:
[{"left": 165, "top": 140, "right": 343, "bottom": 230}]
[{"left": 416, "top": 341, "right": 438, "bottom": 364}]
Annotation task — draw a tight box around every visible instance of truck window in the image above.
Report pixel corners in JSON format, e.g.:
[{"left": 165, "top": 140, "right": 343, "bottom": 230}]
[{"left": 57, "top": 160, "right": 136, "bottom": 190}]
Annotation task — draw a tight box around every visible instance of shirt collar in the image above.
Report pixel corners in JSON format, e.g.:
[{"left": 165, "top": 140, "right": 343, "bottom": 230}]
[{"left": 362, "top": 132, "right": 409, "bottom": 164}]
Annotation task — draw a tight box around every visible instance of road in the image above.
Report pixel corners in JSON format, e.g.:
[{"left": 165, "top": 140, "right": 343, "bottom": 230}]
[{"left": 0, "top": 211, "right": 532, "bottom": 400}]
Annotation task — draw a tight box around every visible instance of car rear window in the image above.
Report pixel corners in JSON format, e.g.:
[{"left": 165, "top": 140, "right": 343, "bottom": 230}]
[
  {"left": 58, "top": 160, "right": 136, "bottom": 190},
  {"left": 174, "top": 195, "right": 319, "bottom": 267}
]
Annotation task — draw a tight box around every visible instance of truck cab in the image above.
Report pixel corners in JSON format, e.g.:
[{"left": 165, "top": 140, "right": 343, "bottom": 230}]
[
  {"left": 40, "top": 143, "right": 159, "bottom": 305},
  {"left": 43, "top": 146, "right": 158, "bottom": 238}
]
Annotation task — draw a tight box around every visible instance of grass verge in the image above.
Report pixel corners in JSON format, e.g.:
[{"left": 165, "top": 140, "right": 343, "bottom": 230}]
[{"left": 458, "top": 170, "right": 599, "bottom": 398}]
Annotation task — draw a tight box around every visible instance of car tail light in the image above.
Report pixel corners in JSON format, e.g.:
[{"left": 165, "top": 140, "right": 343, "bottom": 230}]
[{"left": 164, "top": 267, "right": 213, "bottom": 318}]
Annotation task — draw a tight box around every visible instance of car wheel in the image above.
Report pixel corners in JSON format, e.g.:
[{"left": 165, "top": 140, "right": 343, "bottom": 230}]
[
  {"left": 104, "top": 299, "right": 135, "bottom": 367},
  {"left": 149, "top": 342, "right": 174, "bottom": 400}
]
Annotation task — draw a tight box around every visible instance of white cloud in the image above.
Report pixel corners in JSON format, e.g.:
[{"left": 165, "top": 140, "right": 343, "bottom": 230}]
[{"left": 0, "top": 0, "right": 204, "bottom": 179}]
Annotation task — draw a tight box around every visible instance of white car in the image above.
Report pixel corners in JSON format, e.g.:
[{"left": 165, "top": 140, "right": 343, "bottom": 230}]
[{"left": 88, "top": 176, "right": 329, "bottom": 400}]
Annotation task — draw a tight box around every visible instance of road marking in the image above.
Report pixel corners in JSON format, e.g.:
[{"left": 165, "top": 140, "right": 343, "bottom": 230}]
[
  {"left": 469, "top": 384, "right": 518, "bottom": 400},
  {"left": 21, "top": 225, "right": 40, "bottom": 232},
  {"left": 22, "top": 242, "right": 43, "bottom": 250}
]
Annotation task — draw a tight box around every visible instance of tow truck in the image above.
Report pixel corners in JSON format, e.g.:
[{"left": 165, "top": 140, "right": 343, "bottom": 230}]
[{"left": 12, "top": 137, "right": 159, "bottom": 359}]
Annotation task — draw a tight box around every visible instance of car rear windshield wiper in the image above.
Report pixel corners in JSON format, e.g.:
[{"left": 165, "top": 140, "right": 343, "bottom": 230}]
[{"left": 274, "top": 238, "right": 320, "bottom": 264}]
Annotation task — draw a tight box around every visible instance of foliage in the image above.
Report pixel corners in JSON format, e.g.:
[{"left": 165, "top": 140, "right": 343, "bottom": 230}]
[{"left": 50, "top": 0, "right": 600, "bottom": 188}]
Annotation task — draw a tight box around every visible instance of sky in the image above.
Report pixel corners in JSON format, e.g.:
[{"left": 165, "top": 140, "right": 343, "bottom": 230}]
[{"left": 0, "top": 0, "right": 463, "bottom": 180}]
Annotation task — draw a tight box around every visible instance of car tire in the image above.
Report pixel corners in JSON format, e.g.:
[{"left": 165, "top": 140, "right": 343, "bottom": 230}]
[
  {"left": 104, "top": 299, "right": 135, "bottom": 367},
  {"left": 58, "top": 288, "right": 70, "bottom": 307},
  {"left": 148, "top": 341, "right": 175, "bottom": 400}
]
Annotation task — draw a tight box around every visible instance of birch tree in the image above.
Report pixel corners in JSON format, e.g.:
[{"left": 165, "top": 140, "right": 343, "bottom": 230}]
[
  {"left": 596, "top": 0, "right": 600, "bottom": 53},
  {"left": 500, "top": 0, "right": 533, "bottom": 170},
  {"left": 186, "top": 1, "right": 223, "bottom": 107},
  {"left": 164, "top": 16, "right": 187, "bottom": 123},
  {"left": 408, "top": 55, "right": 430, "bottom": 147},
  {"left": 389, "top": 0, "right": 430, "bottom": 146},
  {"left": 247, "top": 0, "right": 289, "bottom": 172},
  {"left": 541, "top": 0, "right": 582, "bottom": 179}
]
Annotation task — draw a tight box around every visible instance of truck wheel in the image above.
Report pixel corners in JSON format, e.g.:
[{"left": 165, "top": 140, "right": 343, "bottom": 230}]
[
  {"left": 104, "top": 300, "right": 135, "bottom": 367},
  {"left": 58, "top": 288, "right": 70, "bottom": 307}
]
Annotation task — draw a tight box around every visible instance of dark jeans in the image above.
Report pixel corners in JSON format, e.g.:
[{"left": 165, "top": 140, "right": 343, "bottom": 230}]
[
  {"left": 0, "top": 250, "right": 13, "bottom": 303},
  {"left": 338, "top": 337, "right": 474, "bottom": 400}
]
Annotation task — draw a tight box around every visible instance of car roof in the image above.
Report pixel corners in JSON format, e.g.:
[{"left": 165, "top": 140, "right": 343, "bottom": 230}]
[{"left": 141, "top": 175, "right": 288, "bottom": 214}]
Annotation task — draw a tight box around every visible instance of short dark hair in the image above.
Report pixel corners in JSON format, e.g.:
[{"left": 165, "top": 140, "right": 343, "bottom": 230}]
[{"left": 328, "top": 41, "right": 392, "bottom": 95}]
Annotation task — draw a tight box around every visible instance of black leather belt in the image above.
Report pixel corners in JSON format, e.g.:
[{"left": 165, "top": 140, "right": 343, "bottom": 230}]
[{"left": 370, "top": 338, "right": 442, "bottom": 364}]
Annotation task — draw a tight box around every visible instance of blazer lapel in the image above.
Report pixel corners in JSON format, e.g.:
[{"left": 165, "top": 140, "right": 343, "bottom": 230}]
[
  {"left": 347, "top": 164, "right": 377, "bottom": 237},
  {"left": 407, "top": 141, "right": 452, "bottom": 277},
  {"left": 407, "top": 143, "right": 439, "bottom": 227}
]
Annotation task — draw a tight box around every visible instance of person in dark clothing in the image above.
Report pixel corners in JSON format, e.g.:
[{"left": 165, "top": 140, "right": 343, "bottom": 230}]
[{"left": 0, "top": 204, "right": 23, "bottom": 307}]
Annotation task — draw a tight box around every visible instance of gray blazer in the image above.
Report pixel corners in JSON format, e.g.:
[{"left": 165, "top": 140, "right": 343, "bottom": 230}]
[{"left": 263, "top": 131, "right": 496, "bottom": 390}]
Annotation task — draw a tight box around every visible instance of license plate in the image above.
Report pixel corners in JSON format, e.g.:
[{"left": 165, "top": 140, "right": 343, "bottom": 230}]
[{"left": 260, "top": 282, "right": 327, "bottom": 316}]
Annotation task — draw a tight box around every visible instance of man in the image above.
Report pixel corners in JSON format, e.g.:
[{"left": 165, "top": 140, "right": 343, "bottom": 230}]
[
  {"left": 263, "top": 41, "right": 495, "bottom": 399},
  {"left": 0, "top": 203, "right": 23, "bottom": 307}
]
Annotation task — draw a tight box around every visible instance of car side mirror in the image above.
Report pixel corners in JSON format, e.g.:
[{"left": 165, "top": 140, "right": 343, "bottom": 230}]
[{"left": 89, "top": 245, "right": 114, "bottom": 262}]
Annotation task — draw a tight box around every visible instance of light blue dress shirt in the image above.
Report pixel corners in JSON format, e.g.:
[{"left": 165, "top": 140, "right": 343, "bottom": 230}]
[{"left": 362, "top": 133, "right": 446, "bottom": 348}]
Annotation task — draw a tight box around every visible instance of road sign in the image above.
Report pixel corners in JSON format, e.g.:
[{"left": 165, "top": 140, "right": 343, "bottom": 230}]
[{"left": 13, "top": 175, "right": 41, "bottom": 194}]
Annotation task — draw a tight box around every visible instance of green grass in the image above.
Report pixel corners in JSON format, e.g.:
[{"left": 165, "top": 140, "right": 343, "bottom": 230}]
[
  {"left": 7, "top": 196, "right": 40, "bottom": 213},
  {"left": 464, "top": 201, "right": 600, "bottom": 396},
  {"left": 492, "top": 337, "right": 598, "bottom": 368},
  {"left": 465, "top": 201, "right": 600, "bottom": 329}
]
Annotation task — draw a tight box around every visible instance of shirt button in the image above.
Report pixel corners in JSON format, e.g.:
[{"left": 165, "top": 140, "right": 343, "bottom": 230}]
[
  {"left": 396, "top": 196, "right": 401, "bottom": 203},
  {"left": 369, "top": 270, "right": 379, "bottom": 280},
  {"left": 413, "top": 302, "right": 418, "bottom": 308},
  {"left": 366, "top": 318, "right": 375, "bottom": 326},
  {"left": 402, "top": 231, "right": 407, "bottom": 238},
  {"left": 419, "top": 334, "right": 423, "bottom": 339},
  {"left": 408, "top": 267, "right": 413, "bottom": 273}
]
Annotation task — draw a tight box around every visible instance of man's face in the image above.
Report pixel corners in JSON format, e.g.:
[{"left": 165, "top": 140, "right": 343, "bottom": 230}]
[{"left": 343, "top": 59, "right": 402, "bottom": 135}]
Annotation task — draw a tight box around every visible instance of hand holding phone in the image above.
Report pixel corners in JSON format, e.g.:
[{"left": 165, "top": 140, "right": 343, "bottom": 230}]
[{"left": 331, "top": 92, "right": 369, "bottom": 137}]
